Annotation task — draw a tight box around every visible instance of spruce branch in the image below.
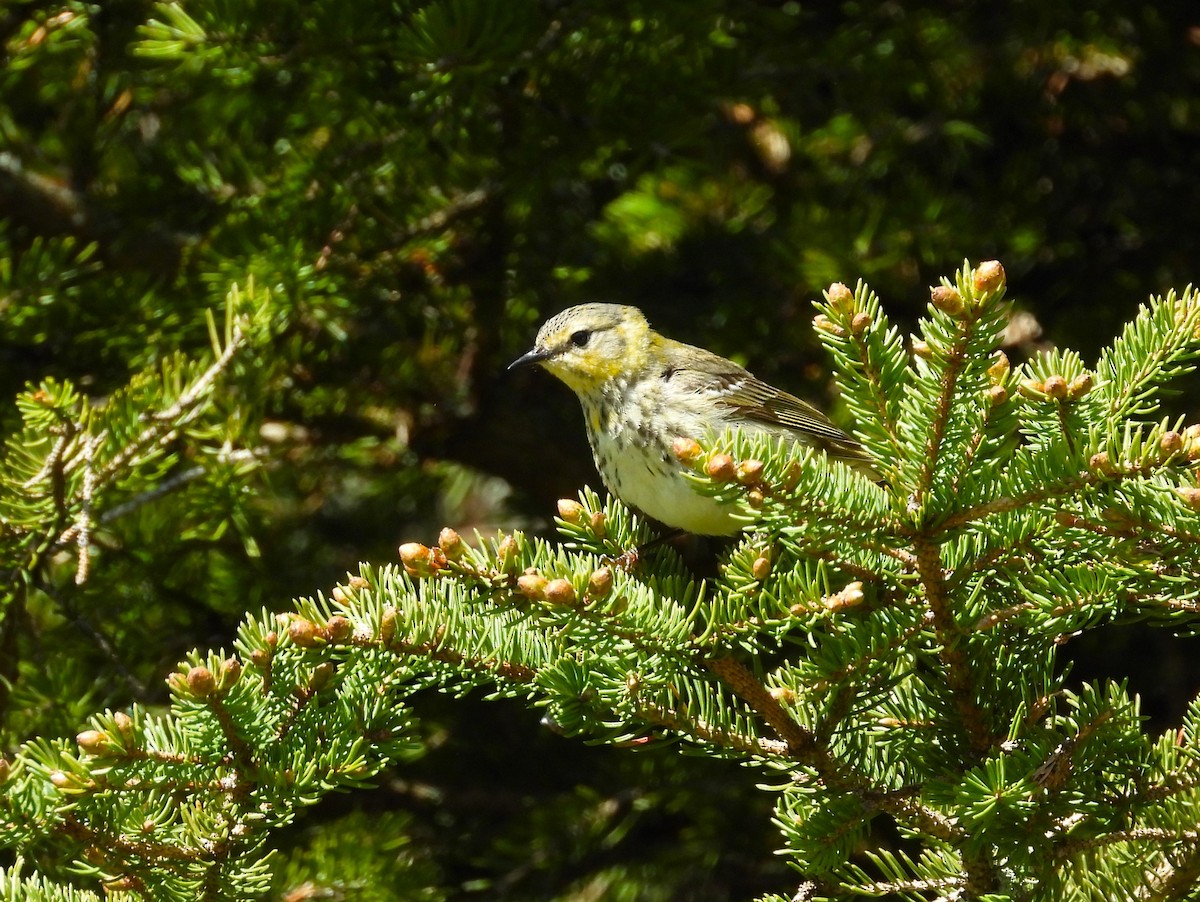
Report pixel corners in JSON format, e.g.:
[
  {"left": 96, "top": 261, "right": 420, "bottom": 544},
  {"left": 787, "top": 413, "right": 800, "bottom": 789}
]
[
  {"left": 1097, "top": 286, "right": 1200, "bottom": 425},
  {"left": 706, "top": 655, "right": 821, "bottom": 760},
  {"left": 634, "top": 697, "right": 789, "bottom": 758},
  {"left": 1136, "top": 847, "right": 1200, "bottom": 902},
  {"left": 814, "top": 281, "right": 909, "bottom": 474},
  {"left": 94, "top": 296, "right": 250, "bottom": 488},
  {"left": 910, "top": 262, "right": 1009, "bottom": 510},
  {"left": 72, "top": 434, "right": 98, "bottom": 586},
  {"left": 705, "top": 655, "right": 960, "bottom": 845},
  {"left": 913, "top": 537, "right": 990, "bottom": 757}
]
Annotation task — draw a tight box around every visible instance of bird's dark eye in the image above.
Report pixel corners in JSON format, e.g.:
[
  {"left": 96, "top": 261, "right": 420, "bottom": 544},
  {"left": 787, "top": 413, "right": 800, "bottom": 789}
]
[{"left": 569, "top": 329, "right": 591, "bottom": 348}]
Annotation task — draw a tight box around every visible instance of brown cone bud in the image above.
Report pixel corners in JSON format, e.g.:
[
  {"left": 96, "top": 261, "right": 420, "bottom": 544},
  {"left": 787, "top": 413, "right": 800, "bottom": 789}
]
[
  {"left": 672, "top": 437, "right": 704, "bottom": 465},
  {"left": 768, "top": 686, "right": 796, "bottom": 705},
  {"left": 113, "top": 712, "right": 134, "bottom": 743},
  {"left": 973, "top": 260, "right": 1006, "bottom": 295},
  {"left": 825, "top": 581, "right": 865, "bottom": 611},
  {"left": 288, "top": 618, "right": 321, "bottom": 648},
  {"left": 826, "top": 282, "right": 854, "bottom": 312},
  {"left": 987, "top": 385, "right": 1009, "bottom": 407},
  {"left": 705, "top": 453, "right": 737, "bottom": 482},
  {"left": 1088, "top": 452, "right": 1114, "bottom": 475},
  {"left": 1019, "top": 378, "right": 1045, "bottom": 399},
  {"left": 1068, "top": 373, "right": 1093, "bottom": 399},
  {"left": 736, "top": 459, "right": 764, "bottom": 485},
  {"left": 751, "top": 556, "right": 772, "bottom": 580},
  {"left": 812, "top": 314, "right": 845, "bottom": 336},
  {"left": 1175, "top": 487, "right": 1200, "bottom": 511},
  {"left": 1185, "top": 425, "right": 1200, "bottom": 460},
  {"left": 1161, "top": 431, "right": 1184, "bottom": 456},
  {"left": 589, "top": 511, "right": 607, "bottom": 538},
  {"left": 398, "top": 542, "right": 429, "bottom": 566},
  {"left": 557, "top": 499, "right": 585, "bottom": 523},
  {"left": 987, "top": 351, "right": 1010, "bottom": 384},
  {"left": 220, "top": 657, "right": 242, "bottom": 689},
  {"left": 588, "top": 566, "right": 613, "bottom": 598},
  {"left": 543, "top": 578, "right": 577, "bottom": 606},
  {"left": 379, "top": 607, "right": 397, "bottom": 645},
  {"left": 399, "top": 542, "right": 434, "bottom": 577},
  {"left": 1043, "top": 376, "right": 1068, "bottom": 400},
  {"left": 497, "top": 535, "right": 519, "bottom": 572},
  {"left": 517, "top": 573, "right": 548, "bottom": 599},
  {"left": 930, "top": 284, "right": 963, "bottom": 316},
  {"left": 325, "top": 616, "right": 352, "bottom": 644},
  {"left": 309, "top": 662, "right": 336, "bottom": 692},
  {"left": 76, "top": 730, "right": 108, "bottom": 754},
  {"left": 438, "top": 527, "right": 465, "bottom": 559},
  {"left": 186, "top": 666, "right": 216, "bottom": 698},
  {"left": 850, "top": 311, "right": 872, "bottom": 335}
]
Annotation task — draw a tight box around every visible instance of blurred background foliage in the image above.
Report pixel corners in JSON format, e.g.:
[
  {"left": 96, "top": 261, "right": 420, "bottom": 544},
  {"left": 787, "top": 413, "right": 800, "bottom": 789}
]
[{"left": 2, "top": 0, "right": 1198, "bottom": 897}]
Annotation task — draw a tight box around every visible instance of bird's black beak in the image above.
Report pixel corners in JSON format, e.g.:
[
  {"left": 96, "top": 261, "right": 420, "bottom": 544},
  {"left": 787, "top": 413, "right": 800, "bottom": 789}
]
[{"left": 507, "top": 347, "right": 553, "bottom": 371}]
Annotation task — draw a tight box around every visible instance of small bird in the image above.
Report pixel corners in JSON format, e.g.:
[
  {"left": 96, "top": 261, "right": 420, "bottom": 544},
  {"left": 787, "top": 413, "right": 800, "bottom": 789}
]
[{"left": 509, "top": 303, "right": 875, "bottom": 536}]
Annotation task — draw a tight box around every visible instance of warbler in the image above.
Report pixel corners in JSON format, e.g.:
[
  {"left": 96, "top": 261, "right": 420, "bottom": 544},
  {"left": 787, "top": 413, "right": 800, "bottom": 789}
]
[{"left": 509, "top": 303, "right": 875, "bottom": 536}]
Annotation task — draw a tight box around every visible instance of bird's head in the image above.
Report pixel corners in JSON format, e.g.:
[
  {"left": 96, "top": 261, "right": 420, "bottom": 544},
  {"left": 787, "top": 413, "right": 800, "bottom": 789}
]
[{"left": 509, "top": 303, "right": 652, "bottom": 394}]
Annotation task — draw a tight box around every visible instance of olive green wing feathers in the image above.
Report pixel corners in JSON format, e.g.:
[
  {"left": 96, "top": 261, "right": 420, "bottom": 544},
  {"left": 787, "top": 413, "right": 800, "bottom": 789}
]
[{"left": 666, "top": 341, "right": 875, "bottom": 468}]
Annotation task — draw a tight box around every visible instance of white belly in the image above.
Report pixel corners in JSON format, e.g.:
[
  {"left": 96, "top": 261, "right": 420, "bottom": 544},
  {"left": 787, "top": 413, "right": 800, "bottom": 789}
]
[{"left": 596, "top": 440, "right": 746, "bottom": 536}]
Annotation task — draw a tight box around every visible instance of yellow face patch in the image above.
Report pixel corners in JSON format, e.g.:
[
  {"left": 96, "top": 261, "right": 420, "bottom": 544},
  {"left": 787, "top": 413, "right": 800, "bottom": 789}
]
[{"left": 538, "top": 317, "right": 648, "bottom": 393}]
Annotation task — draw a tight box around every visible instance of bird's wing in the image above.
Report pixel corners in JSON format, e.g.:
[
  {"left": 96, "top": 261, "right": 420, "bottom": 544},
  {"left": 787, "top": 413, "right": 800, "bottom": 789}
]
[{"left": 668, "top": 343, "right": 867, "bottom": 458}]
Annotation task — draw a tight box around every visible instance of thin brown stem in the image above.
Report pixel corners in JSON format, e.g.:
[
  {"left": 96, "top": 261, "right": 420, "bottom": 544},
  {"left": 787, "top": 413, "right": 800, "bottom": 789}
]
[
  {"left": 704, "top": 655, "right": 962, "bottom": 844},
  {"left": 914, "top": 538, "right": 990, "bottom": 757}
]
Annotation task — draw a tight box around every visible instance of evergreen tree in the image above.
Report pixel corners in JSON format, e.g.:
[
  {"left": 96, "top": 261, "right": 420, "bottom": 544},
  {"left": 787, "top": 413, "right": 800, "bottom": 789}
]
[{"left": 2, "top": 1, "right": 1199, "bottom": 898}]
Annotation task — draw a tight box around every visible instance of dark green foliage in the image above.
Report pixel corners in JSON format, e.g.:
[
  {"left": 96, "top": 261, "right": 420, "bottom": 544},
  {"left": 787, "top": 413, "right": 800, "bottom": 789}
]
[{"left": 3, "top": 0, "right": 1200, "bottom": 898}]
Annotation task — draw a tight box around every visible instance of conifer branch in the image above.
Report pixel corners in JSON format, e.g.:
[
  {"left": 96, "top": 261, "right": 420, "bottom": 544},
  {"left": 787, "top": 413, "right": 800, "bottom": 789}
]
[
  {"left": 635, "top": 699, "right": 789, "bottom": 758},
  {"left": 62, "top": 814, "right": 203, "bottom": 865},
  {"left": 96, "top": 319, "right": 246, "bottom": 487},
  {"left": 205, "top": 693, "right": 257, "bottom": 777},
  {"left": 73, "top": 434, "right": 98, "bottom": 585},
  {"left": 384, "top": 635, "right": 539, "bottom": 685},
  {"left": 845, "top": 327, "right": 906, "bottom": 461},
  {"left": 89, "top": 449, "right": 264, "bottom": 528},
  {"left": 1057, "top": 826, "right": 1200, "bottom": 856},
  {"left": 705, "top": 655, "right": 822, "bottom": 761},
  {"left": 846, "top": 874, "right": 965, "bottom": 895},
  {"left": 879, "top": 789, "right": 962, "bottom": 842},
  {"left": 941, "top": 475, "right": 1087, "bottom": 529},
  {"left": 1100, "top": 287, "right": 1200, "bottom": 424},
  {"left": 913, "top": 537, "right": 991, "bottom": 756},
  {"left": 913, "top": 324, "right": 973, "bottom": 507},
  {"left": 1139, "top": 768, "right": 1200, "bottom": 803},
  {"left": 1137, "top": 848, "right": 1200, "bottom": 902},
  {"left": 704, "top": 655, "right": 959, "bottom": 843},
  {"left": 796, "top": 545, "right": 898, "bottom": 585},
  {"left": 6, "top": 262, "right": 1200, "bottom": 897}
]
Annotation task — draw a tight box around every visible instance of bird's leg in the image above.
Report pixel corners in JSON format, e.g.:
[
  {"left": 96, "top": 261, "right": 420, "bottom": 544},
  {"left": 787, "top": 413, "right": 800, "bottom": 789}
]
[{"left": 605, "top": 528, "right": 686, "bottom": 572}]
